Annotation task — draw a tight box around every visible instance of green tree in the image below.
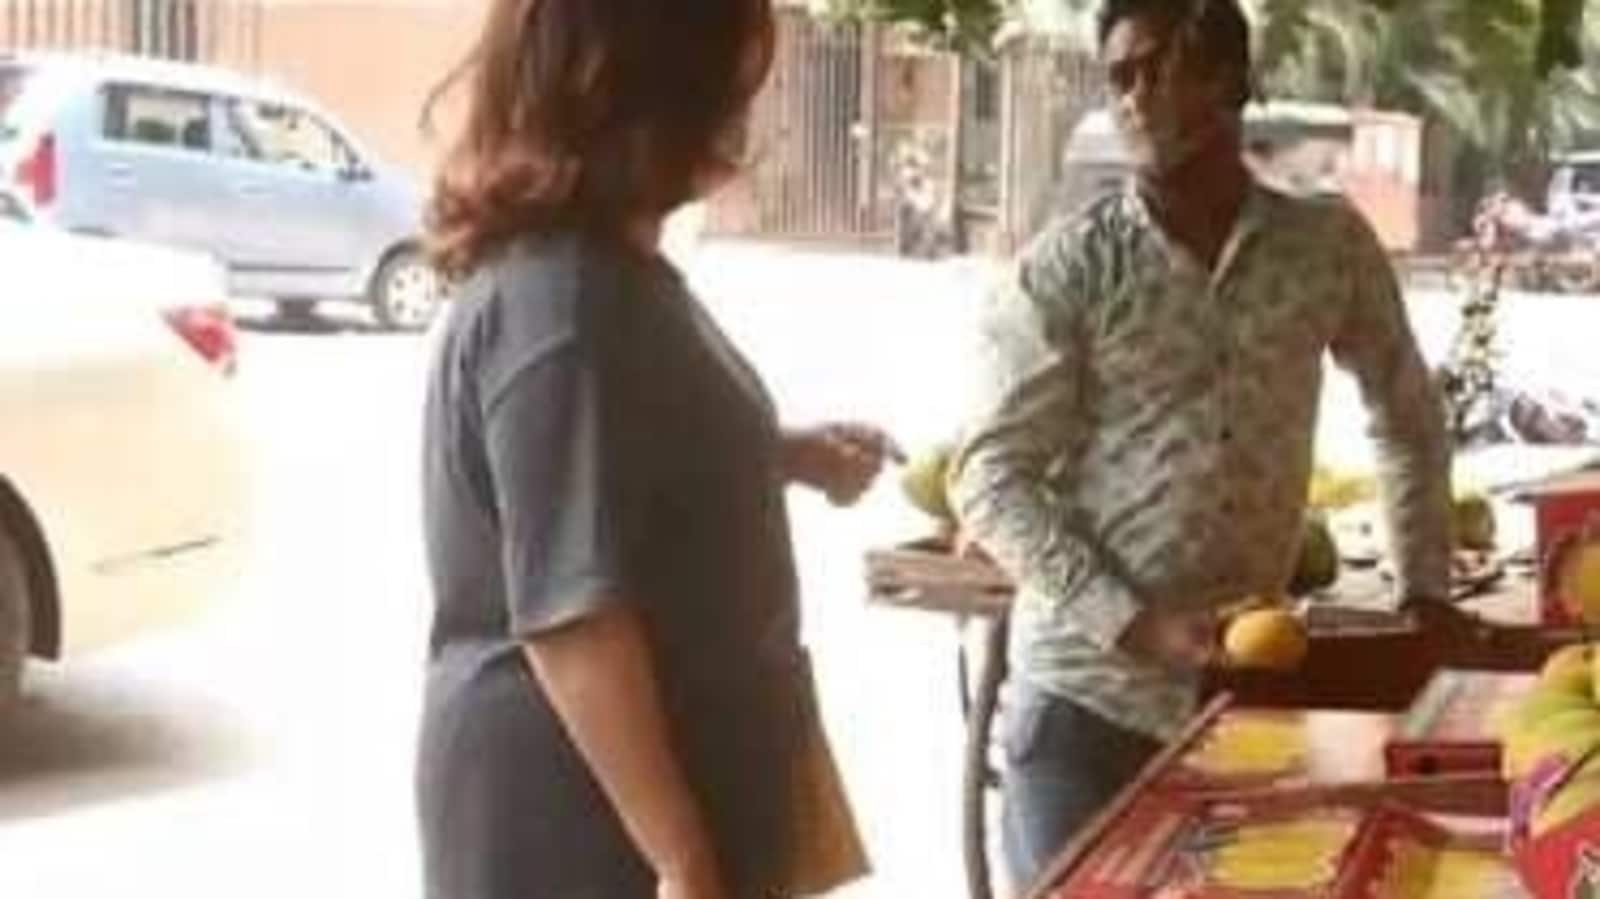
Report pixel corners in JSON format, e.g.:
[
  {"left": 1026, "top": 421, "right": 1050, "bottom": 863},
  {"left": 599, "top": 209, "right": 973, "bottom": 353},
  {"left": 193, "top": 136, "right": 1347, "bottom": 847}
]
[
  {"left": 825, "top": 0, "right": 1587, "bottom": 76},
  {"left": 1251, "top": 0, "right": 1600, "bottom": 181}
]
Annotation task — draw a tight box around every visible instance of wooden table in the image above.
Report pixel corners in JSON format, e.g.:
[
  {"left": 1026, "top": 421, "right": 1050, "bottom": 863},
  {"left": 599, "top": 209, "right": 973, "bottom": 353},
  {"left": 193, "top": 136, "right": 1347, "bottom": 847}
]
[{"left": 865, "top": 542, "right": 1573, "bottom": 710}]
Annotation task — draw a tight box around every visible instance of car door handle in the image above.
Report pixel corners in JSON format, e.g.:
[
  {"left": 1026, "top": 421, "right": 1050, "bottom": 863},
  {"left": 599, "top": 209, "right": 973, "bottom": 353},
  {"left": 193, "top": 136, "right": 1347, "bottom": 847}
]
[{"left": 106, "top": 162, "right": 135, "bottom": 183}]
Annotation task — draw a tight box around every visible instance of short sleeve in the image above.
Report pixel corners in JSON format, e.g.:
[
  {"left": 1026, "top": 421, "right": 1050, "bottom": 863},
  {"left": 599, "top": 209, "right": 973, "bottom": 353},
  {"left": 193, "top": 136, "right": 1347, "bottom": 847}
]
[{"left": 482, "top": 335, "right": 635, "bottom": 638}]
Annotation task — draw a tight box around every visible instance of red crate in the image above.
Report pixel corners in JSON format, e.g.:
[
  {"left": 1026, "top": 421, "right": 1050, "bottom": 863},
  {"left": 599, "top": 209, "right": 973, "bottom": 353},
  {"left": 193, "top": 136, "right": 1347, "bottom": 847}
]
[
  {"left": 1518, "top": 470, "right": 1600, "bottom": 626},
  {"left": 1046, "top": 792, "right": 1367, "bottom": 898},
  {"left": 1029, "top": 695, "right": 1522, "bottom": 899},
  {"left": 1337, "top": 803, "right": 1522, "bottom": 898},
  {"left": 1046, "top": 796, "right": 1520, "bottom": 898},
  {"left": 1384, "top": 670, "right": 1537, "bottom": 778}
]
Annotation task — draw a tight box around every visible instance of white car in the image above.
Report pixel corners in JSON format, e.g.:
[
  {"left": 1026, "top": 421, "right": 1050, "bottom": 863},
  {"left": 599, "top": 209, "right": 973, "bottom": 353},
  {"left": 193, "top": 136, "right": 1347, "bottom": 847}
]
[{"left": 0, "top": 192, "right": 248, "bottom": 705}]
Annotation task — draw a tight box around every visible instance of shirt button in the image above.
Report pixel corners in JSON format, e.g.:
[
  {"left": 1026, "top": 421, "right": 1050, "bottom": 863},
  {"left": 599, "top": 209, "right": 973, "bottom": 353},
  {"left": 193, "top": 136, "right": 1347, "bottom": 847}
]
[{"left": 1221, "top": 427, "right": 1233, "bottom": 441}]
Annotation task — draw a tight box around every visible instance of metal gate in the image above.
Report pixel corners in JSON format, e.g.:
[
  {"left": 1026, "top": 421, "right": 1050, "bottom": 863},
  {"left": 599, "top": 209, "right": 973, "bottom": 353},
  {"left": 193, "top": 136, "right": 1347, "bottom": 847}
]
[
  {"left": 996, "top": 36, "right": 1103, "bottom": 253},
  {"left": 707, "top": 9, "right": 890, "bottom": 242},
  {"left": 707, "top": 9, "right": 1104, "bottom": 256},
  {"left": 0, "top": 0, "right": 260, "bottom": 67}
]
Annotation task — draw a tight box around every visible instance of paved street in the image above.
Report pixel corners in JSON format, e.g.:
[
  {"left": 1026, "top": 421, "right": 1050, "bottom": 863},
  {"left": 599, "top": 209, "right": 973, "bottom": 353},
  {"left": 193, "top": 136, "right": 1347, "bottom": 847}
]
[{"left": 1, "top": 242, "right": 1597, "bottom": 898}]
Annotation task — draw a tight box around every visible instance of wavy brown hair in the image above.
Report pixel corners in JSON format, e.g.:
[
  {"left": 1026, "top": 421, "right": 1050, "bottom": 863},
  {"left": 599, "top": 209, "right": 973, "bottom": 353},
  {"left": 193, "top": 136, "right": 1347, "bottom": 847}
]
[{"left": 425, "top": 0, "right": 775, "bottom": 278}]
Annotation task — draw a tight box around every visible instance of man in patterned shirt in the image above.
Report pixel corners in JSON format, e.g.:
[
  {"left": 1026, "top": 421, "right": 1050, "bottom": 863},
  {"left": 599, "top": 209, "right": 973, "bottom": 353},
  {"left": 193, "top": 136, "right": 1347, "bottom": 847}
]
[{"left": 947, "top": 0, "right": 1456, "bottom": 890}]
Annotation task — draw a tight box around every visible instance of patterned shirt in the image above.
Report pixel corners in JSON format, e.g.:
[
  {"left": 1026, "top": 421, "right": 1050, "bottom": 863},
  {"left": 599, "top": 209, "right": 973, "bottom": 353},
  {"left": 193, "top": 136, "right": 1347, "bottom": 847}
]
[{"left": 949, "top": 183, "right": 1451, "bottom": 739}]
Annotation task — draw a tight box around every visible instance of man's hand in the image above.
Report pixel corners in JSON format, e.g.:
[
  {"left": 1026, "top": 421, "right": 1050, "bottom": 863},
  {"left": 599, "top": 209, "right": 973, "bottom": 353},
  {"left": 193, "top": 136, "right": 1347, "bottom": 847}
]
[
  {"left": 1117, "top": 606, "right": 1219, "bottom": 672},
  {"left": 782, "top": 423, "right": 905, "bottom": 506},
  {"left": 1405, "top": 596, "right": 1490, "bottom": 651}
]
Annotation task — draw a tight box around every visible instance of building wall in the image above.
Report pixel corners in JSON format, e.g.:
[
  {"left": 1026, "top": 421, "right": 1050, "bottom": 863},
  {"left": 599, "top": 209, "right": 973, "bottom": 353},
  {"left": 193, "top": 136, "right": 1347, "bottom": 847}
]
[
  {"left": 0, "top": 0, "right": 260, "bottom": 65},
  {"left": 1344, "top": 110, "right": 1423, "bottom": 253},
  {"left": 226, "top": 0, "right": 485, "bottom": 180},
  {"left": 0, "top": 0, "right": 483, "bottom": 181}
]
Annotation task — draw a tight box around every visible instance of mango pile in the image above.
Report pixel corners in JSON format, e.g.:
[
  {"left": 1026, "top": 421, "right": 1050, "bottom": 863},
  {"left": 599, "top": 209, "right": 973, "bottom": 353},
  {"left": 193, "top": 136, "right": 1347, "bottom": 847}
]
[{"left": 1498, "top": 644, "right": 1600, "bottom": 837}]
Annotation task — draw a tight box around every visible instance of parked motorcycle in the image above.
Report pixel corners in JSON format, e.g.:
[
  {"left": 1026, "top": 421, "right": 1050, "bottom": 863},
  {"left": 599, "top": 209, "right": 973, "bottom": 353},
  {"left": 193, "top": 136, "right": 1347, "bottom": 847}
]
[
  {"left": 1452, "top": 192, "right": 1600, "bottom": 294},
  {"left": 1451, "top": 191, "right": 1600, "bottom": 294}
]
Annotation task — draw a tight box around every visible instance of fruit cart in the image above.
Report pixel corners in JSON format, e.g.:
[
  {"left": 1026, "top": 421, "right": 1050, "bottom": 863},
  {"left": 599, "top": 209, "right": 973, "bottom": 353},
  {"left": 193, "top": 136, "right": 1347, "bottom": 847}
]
[
  {"left": 1027, "top": 693, "right": 1525, "bottom": 898},
  {"left": 865, "top": 183, "right": 1600, "bottom": 897},
  {"left": 863, "top": 528, "right": 1591, "bottom": 899}
]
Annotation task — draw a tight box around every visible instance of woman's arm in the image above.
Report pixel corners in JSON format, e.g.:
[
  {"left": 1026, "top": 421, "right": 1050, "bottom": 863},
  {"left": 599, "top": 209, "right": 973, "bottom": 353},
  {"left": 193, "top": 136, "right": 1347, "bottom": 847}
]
[
  {"left": 478, "top": 325, "right": 728, "bottom": 898},
  {"left": 523, "top": 604, "right": 727, "bottom": 899},
  {"left": 780, "top": 423, "right": 903, "bottom": 504}
]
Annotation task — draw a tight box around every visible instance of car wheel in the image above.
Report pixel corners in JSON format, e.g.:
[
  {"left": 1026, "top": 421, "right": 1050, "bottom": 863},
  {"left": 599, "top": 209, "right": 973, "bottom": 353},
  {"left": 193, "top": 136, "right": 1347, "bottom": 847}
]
[
  {"left": 0, "top": 527, "right": 30, "bottom": 711},
  {"left": 370, "top": 248, "right": 443, "bottom": 332}
]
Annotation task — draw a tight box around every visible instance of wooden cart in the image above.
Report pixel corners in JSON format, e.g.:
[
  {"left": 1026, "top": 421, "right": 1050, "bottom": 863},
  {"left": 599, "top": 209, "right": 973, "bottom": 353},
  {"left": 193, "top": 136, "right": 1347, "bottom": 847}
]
[{"left": 863, "top": 542, "right": 1580, "bottom": 899}]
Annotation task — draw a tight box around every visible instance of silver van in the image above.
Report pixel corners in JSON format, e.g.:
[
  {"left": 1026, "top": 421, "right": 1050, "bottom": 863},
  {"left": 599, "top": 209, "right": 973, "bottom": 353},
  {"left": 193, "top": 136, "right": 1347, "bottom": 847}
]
[
  {"left": 1548, "top": 151, "right": 1600, "bottom": 222},
  {"left": 0, "top": 51, "right": 441, "bottom": 330}
]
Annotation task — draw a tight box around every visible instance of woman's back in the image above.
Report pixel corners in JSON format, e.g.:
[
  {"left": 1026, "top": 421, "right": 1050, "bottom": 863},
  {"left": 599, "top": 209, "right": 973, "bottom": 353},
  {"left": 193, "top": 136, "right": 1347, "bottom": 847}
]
[{"left": 417, "top": 232, "right": 804, "bottom": 897}]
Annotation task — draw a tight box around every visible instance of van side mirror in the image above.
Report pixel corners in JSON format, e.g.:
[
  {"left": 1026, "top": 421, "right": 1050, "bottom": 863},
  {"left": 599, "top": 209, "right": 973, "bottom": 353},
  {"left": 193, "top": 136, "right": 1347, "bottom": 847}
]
[{"left": 340, "top": 160, "right": 373, "bottom": 182}]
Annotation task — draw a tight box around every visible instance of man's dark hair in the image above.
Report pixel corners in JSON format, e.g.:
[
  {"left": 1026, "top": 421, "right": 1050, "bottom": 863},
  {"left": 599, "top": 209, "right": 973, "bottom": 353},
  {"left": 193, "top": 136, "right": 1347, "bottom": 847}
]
[{"left": 1097, "top": 0, "right": 1254, "bottom": 107}]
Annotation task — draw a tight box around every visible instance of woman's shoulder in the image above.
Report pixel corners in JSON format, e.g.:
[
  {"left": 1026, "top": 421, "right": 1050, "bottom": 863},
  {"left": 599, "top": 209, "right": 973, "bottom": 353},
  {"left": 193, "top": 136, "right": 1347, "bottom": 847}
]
[
  {"left": 447, "top": 231, "right": 672, "bottom": 397},
  {"left": 476, "top": 231, "right": 673, "bottom": 330},
  {"left": 475, "top": 231, "right": 585, "bottom": 317}
]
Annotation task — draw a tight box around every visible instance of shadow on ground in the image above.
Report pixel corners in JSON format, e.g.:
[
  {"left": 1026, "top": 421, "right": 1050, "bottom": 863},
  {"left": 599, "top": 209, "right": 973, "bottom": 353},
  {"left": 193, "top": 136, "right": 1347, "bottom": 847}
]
[
  {"left": 232, "top": 308, "right": 389, "bottom": 336},
  {"left": 0, "top": 668, "right": 257, "bottom": 822}
]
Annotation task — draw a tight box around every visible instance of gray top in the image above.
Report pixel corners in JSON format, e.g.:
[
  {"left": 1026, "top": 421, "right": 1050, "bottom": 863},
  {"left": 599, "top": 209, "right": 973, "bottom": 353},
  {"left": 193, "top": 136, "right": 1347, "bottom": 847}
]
[{"left": 417, "top": 232, "right": 805, "bottom": 897}]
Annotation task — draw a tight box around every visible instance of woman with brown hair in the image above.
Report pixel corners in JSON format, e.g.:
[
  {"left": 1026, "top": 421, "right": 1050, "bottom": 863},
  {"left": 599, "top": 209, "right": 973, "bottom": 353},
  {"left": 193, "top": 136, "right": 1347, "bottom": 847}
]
[{"left": 415, "top": 2, "right": 890, "bottom": 898}]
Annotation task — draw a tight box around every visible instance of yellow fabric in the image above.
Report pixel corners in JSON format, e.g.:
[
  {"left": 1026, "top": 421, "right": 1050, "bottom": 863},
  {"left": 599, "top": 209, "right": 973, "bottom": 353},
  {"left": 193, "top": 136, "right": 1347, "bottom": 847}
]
[{"left": 779, "top": 689, "right": 871, "bottom": 896}]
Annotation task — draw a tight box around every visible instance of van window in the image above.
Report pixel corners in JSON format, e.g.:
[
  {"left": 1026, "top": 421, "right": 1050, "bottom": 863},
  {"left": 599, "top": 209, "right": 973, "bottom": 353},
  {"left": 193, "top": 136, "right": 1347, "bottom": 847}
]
[
  {"left": 103, "top": 84, "right": 212, "bottom": 151},
  {"left": 0, "top": 66, "right": 30, "bottom": 140},
  {"left": 226, "top": 99, "right": 352, "bottom": 175},
  {"left": 1573, "top": 164, "right": 1600, "bottom": 196}
]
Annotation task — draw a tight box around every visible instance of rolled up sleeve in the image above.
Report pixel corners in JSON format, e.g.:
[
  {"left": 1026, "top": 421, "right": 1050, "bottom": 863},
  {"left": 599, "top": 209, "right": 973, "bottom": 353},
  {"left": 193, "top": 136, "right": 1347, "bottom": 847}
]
[{"left": 482, "top": 337, "right": 635, "bottom": 637}]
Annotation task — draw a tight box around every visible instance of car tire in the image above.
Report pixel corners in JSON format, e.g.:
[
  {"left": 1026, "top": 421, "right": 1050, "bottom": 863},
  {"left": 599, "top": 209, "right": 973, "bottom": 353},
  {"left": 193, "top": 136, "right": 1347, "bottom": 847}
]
[
  {"left": 0, "top": 526, "right": 30, "bottom": 712},
  {"left": 370, "top": 247, "right": 443, "bottom": 332}
]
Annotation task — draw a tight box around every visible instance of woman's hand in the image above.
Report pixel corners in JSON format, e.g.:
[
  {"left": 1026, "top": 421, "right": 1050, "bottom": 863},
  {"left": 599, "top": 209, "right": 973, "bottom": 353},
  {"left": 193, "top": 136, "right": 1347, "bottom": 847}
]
[
  {"left": 520, "top": 606, "right": 727, "bottom": 899},
  {"left": 656, "top": 854, "right": 731, "bottom": 899},
  {"left": 782, "top": 423, "right": 905, "bottom": 506}
]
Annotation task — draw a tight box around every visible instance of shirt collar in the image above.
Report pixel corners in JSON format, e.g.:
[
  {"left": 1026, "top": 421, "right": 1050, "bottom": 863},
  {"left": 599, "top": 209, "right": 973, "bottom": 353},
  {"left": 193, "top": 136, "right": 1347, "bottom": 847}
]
[{"left": 1123, "top": 177, "right": 1274, "bottom": 281}]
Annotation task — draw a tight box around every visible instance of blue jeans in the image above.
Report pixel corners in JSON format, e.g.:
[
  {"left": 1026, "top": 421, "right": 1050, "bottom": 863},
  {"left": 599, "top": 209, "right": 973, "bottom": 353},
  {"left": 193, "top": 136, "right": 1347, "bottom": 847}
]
[{"left": 999, "top": 680, "right": 1163, "bottom": 894}]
